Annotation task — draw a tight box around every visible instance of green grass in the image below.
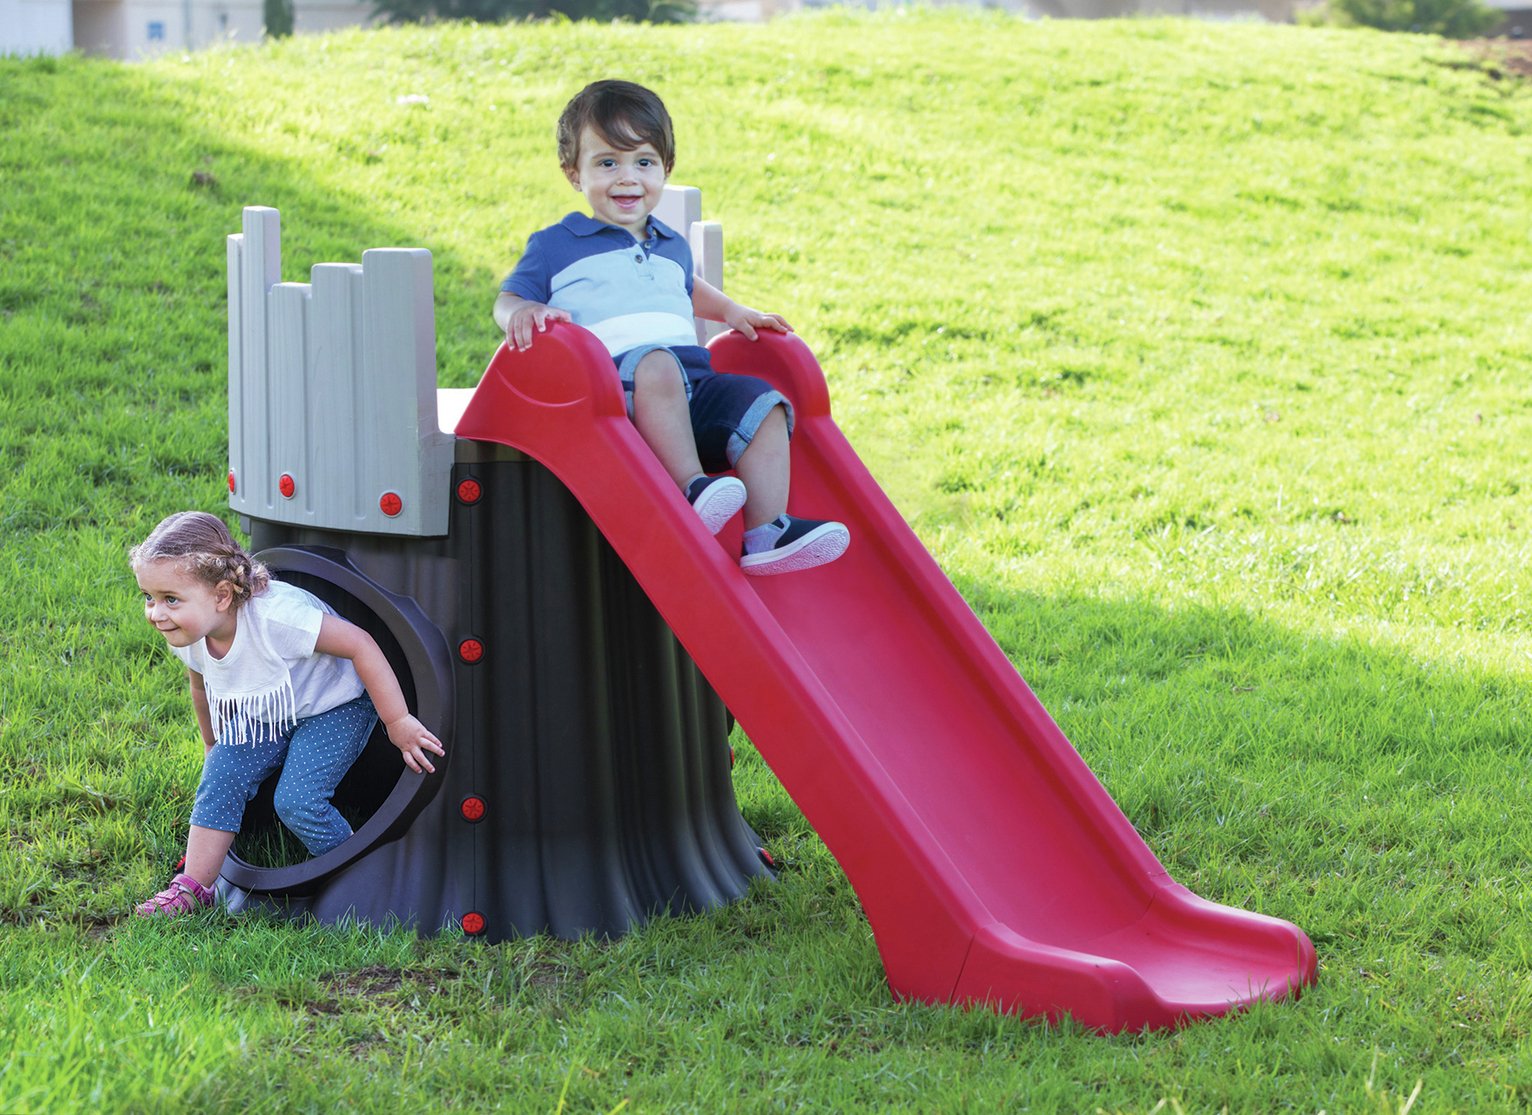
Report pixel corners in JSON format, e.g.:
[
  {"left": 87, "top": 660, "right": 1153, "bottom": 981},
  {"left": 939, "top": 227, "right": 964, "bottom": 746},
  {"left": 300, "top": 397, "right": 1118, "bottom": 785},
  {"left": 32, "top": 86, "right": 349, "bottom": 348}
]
[{"left": 3, "top": 11, "right": 1531, "bottom": 1110}]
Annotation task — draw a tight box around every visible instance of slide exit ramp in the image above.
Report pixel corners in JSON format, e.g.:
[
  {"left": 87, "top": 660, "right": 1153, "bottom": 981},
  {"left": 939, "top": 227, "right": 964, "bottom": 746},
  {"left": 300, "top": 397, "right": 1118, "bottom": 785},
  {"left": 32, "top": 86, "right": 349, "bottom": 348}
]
[{"left": 455, "top": 326, "right": 1317, "bottom": 1032}]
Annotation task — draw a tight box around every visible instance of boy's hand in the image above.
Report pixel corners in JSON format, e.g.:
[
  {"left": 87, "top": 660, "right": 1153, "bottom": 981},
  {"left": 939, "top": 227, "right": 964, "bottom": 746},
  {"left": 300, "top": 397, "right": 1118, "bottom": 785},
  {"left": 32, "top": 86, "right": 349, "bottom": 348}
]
[
  {"left": 506, "top": 300, "right": 572, "bottom": 352},
  {"left": 725, "top": 304, "right": 793, "bottom": 341},
  {"left": 385, "top": 714, "right": 446, "bottom": 775}
]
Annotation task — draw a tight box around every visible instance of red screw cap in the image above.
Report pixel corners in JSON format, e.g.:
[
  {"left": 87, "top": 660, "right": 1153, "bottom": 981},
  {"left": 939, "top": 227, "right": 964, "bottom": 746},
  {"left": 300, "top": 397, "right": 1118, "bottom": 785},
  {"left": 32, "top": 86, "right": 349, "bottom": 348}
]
[
  {"left": 461, "top": 911, "right": 487, "bottom": 936},
  {"left": 278, "top": 473, "right": 296, "bottom": 499},
  {"left": 458, "top": 638, "right": 485, "bottom": 664},
  {"left": 379, "top": 492, "right": 403, "bottom": 517},
  {"left": 460, "top": 795, "right": 487, "bottom": 823},
  {"left": 456, "top": 478, "right": 483, "bottom": 505},
  {"left": 227, "top": 470, "right": 237, "bottom": 495}
]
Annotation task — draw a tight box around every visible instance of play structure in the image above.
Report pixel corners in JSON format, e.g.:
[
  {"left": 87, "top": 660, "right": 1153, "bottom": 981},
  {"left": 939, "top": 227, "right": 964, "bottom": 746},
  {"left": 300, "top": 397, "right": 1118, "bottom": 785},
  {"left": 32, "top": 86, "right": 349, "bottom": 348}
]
[{"left": 219, "top": 189, "right": 1317, "bottom": 1031}]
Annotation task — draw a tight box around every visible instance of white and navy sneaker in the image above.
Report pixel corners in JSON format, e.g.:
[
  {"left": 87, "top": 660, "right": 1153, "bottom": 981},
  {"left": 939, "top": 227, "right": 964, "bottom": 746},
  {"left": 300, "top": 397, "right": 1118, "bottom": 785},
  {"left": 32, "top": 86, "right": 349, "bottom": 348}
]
[
  {"left": 686, "top": 475, "right": 747, "bottom": 535},
  {"left": 740, "top": 516, "right": 849, "bottom": 576}
]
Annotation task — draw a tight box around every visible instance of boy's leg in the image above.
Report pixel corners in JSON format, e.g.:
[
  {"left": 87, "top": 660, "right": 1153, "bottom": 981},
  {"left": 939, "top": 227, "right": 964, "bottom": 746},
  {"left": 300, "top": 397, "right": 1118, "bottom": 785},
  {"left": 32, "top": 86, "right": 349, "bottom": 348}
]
[
  {"left": 691, "top": 376, "right": 848, "bottom": 575},
  {"left": 733, "top": 404, "right": 790, "bottom": 530},
  {"left": 631, "top": 349, "right": 706, "bottom": 488},
  {"left": 272, "top": 694, "right": 377, "bottom": 857},
  {"left": 627, "top": 348, "right": 746, "bottom": 533}
]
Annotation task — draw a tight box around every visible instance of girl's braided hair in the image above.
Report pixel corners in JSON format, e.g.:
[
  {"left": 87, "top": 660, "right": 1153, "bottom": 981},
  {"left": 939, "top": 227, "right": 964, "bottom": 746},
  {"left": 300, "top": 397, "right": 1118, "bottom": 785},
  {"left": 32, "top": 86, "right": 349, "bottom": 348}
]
[{"left": 129, "top": 511, "right": 269, "bottom": 608}]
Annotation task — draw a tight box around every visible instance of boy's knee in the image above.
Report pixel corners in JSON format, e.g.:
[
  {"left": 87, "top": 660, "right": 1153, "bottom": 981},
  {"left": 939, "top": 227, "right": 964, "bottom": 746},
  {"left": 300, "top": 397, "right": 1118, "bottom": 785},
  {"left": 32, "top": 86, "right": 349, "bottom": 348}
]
[
  {"left": 740, "top": 404, "right": 789, "bottom": 456},
  {"left": 633, "top": 350, "right": 686, "bottom": 394}
]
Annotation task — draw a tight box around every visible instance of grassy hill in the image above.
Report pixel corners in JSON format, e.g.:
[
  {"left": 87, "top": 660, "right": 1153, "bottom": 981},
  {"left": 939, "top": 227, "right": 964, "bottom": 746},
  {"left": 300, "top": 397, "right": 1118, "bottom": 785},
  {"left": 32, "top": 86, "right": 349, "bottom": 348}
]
[{"left": 2, "top": 12, "right": 1530, "bottom": 1110}]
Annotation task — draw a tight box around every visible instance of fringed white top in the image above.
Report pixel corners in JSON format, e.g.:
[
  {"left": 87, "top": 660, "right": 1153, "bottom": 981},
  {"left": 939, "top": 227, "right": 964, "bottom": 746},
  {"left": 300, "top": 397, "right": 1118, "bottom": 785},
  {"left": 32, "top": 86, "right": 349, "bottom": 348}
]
[{"left": 171, "top": 580, "right": 365, "bottom": 746}]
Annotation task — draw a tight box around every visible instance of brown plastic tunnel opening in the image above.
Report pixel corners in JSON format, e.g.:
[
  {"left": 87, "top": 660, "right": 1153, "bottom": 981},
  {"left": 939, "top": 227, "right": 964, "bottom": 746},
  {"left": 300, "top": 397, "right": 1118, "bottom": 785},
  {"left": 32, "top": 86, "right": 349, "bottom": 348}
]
[
  {"left": 229, "top": 575, "right": 416, "bottom": 870},
  {"left": 219, "top": 547, "right": 452, "bottom": 893}
]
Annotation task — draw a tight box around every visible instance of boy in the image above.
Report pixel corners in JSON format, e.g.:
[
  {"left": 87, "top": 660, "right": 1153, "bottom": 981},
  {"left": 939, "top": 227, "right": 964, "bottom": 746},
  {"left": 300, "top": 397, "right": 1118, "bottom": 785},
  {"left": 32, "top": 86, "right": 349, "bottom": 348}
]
[{"left": 493, "top": 79, "right": 849, "bottom": 577}]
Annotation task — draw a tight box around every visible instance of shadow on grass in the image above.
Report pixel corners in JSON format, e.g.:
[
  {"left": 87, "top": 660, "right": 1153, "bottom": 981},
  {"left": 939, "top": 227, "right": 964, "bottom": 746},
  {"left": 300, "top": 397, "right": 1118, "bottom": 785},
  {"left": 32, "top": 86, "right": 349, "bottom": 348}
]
[
  {"left": 0, "top": 54, "right": 508, "bottom": 924},
  {"left": 945, "top": 573, "right": 1528, "bottom": 958},
  {"left": 0, "top": 53, "right": 495, "bottom": 539}
]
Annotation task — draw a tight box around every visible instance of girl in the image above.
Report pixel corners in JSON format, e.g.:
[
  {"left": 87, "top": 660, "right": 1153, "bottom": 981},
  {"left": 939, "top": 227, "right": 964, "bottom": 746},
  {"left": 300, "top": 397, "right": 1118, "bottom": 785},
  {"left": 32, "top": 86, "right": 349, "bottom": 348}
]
[{"left": 130, "top": 511, "right": 445, "bottom": 917}]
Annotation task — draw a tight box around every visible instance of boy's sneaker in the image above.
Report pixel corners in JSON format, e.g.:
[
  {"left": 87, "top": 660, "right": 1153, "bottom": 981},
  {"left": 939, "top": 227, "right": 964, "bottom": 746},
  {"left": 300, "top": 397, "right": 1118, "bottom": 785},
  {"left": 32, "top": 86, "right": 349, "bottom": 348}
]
[
  {"left": 741, "top": 517, "right": 849, "bottom": 577},
  {"left": 135, "top": 872, "right": 215, "bottom": 918},
  {"left": 686, "top": 475, "right": 747, "bottom": 535}
]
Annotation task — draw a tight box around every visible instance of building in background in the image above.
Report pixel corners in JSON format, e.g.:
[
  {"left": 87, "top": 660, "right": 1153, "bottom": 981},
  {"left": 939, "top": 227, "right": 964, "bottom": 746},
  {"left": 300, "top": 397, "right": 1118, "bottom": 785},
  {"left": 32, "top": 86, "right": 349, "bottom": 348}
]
[
  {"left": 698, "top": 0, "right": 1298, "bottom": 20},
  {"left": 3, "top": 0, "right": 74, "bottom": 53},
  {"left": 7, "top": 0, "right": 1518, "bottom": 66},
  {"left": 1489, "top": 0, "right": 1530, "bottom": 35},
  {"left": 2, "top": 0, "right": 372, "bottom": 59}
]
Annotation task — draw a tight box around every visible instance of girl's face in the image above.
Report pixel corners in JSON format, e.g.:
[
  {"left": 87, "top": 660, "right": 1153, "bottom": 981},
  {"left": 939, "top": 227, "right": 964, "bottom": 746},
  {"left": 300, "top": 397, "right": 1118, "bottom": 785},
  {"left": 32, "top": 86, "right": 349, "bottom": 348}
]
[
  {"left": 563, "top": 125, "right": 668, "bottom": 239},
  {"left": 135, "top": 559, "right": 237, "bottom": 653}
]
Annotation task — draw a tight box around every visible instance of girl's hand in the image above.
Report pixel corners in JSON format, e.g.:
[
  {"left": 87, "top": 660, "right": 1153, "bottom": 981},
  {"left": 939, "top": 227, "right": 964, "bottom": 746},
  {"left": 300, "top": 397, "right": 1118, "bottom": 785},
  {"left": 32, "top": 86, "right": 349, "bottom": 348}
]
[
  {"left": 506, "top": 299, "right": 572, "bottom": 351},
  {"left": 385, "top": 714, "right": 446, "bottom": 775},
  {"left": 725, "top": 304, "right": 792, "bottom": 341}
]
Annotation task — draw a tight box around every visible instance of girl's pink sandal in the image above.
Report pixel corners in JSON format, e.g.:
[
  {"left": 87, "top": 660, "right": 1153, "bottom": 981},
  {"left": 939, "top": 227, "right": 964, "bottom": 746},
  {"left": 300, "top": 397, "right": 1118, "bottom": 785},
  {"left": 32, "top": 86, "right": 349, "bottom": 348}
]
[{"left": 135, "top": 872, "right": 215, "bottom": 917}]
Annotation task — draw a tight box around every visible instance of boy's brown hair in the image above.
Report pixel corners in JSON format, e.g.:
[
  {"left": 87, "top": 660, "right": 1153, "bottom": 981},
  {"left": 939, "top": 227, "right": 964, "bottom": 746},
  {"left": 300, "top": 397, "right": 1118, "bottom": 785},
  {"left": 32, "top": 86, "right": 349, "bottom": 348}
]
[{"left": 557, "top": 80, "right": 676, "bottom": 175}]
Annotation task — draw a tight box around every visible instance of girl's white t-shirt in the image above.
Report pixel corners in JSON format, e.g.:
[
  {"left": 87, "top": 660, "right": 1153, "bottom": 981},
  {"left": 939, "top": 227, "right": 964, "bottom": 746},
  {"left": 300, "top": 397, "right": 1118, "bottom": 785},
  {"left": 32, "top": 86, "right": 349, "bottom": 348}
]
[{"left": 171, "top": 580, "right": 366, "bottom": 746}]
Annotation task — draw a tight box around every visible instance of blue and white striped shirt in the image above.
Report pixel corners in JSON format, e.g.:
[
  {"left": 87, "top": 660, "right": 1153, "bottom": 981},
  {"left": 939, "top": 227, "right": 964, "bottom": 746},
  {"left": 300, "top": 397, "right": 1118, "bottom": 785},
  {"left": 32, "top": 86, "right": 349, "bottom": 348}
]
[{"left": 502, "top": 212, "right": 705, "bottom": 361}]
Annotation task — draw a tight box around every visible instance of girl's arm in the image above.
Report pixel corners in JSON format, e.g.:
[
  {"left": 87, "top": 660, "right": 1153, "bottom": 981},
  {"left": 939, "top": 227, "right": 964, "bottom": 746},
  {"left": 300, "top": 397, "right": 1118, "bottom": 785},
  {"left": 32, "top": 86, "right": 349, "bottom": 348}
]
[
  {"left": 691, "top": 278, "right": 792, "bottom": 340},
  {"left": 188, "top": 670, "right": 216, "bottom": 754},
  {"left": 314, "top": 615, "right": 445, "bottom": 775}
]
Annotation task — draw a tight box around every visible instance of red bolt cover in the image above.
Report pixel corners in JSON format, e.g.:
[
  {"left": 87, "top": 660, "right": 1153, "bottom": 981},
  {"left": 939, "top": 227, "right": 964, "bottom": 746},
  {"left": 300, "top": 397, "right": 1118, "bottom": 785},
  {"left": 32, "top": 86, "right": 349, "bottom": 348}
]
[
  {"left": 227, "top": 470, "right": 237, "bottom": 495},
  {"left": 379, "top": 491, "right": 403, "bottom": 517},
  {"left": 460, "top": 795, "right": 487, "bottom": 823},
  {"left": 461, "top": 911, "right": 487, "bottom": 936},
  {"left": 458, "top": 638, "right": 485, "bottom": 664},
  {"left": 278, "top": 473, "right": 296, "bottom": 499},
  {"left": 456, "top": 478, "right": 483, "bottom": 505}
]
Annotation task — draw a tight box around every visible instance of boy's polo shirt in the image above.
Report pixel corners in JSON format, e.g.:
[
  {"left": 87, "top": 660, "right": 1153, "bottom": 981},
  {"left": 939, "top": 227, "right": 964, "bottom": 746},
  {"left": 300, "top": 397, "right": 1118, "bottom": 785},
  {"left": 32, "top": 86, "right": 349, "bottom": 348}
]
[{"left": 502, "top": 212, "right": 700, "bottom": 358}]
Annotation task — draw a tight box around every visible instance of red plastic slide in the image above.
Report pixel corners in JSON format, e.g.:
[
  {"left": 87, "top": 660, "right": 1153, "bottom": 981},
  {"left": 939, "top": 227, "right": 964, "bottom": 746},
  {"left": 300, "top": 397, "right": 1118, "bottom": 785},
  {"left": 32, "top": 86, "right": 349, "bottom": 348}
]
[{"left": 456, "top": 326, "right": 1317, "bottom": 1032}]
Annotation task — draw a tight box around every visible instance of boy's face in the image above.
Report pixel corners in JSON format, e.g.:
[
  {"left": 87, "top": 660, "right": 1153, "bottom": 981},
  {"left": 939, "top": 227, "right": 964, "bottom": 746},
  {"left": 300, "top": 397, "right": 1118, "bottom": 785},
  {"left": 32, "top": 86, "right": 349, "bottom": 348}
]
[{"left": 563, "top": 125, "right": 667, "bottom": 239}]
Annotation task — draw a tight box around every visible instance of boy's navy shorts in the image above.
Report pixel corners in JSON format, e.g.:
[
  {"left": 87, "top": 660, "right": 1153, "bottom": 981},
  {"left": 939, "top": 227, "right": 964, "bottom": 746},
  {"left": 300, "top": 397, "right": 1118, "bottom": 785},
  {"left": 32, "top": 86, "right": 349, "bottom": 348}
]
[{"left": 617, "top": 343, "right": 794, "bottom": 474}]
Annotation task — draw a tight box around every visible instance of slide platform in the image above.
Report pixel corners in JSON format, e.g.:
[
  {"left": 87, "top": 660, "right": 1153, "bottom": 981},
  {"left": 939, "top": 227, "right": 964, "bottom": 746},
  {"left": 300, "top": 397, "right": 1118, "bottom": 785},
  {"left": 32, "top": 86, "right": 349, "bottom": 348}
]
[{"left": 455, "top": 326, "right": 1317, "bottom": 1032}]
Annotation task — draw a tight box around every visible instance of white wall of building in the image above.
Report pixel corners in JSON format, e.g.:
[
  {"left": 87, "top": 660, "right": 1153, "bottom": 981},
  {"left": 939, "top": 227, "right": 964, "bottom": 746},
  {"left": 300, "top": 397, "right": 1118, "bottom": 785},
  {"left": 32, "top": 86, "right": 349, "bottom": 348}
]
[
  {"left": 5, "top": 0, "right": 371, "bottom": 58},
  {"left": 1, "top": 0, "right": 74, "bottom": 54},
  {"left": 12, "top": 0, "right": 1305, "bottom": 61}
]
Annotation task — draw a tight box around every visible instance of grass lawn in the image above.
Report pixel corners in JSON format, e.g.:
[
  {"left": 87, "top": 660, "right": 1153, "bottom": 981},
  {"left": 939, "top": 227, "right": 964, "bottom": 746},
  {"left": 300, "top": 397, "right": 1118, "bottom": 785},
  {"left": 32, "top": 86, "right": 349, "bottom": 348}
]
[{"left": 2, "top": 10, "right": 1531, "bottom": 1111}]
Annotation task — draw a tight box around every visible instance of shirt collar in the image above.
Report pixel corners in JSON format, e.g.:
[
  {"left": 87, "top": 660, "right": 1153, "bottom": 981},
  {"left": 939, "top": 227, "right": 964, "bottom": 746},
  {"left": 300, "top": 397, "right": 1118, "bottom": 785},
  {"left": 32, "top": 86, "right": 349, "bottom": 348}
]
[{"left": 560, "top": 211, "right": 679, "bottom": 241}]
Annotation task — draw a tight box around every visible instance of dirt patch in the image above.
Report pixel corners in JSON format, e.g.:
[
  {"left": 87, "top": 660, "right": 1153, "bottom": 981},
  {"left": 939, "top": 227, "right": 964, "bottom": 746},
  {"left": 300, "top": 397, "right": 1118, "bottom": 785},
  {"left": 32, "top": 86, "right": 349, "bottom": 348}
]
[
  {"left": 323, "top": 964, "right": 409, "bottom": 998},
  {"left": 301, "top": 963, "right": 460, "bottom": 1015},
  {"left": 1461, "top": 38, "right": 1532, "bottom": 79}
]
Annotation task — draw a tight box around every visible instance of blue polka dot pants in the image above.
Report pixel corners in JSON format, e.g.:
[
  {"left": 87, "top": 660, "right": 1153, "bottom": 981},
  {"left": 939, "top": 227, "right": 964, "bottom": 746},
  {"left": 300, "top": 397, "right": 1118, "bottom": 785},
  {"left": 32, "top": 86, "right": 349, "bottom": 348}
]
[{"left": 190, "top": 694, "right": 377, "bottom": 856}]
